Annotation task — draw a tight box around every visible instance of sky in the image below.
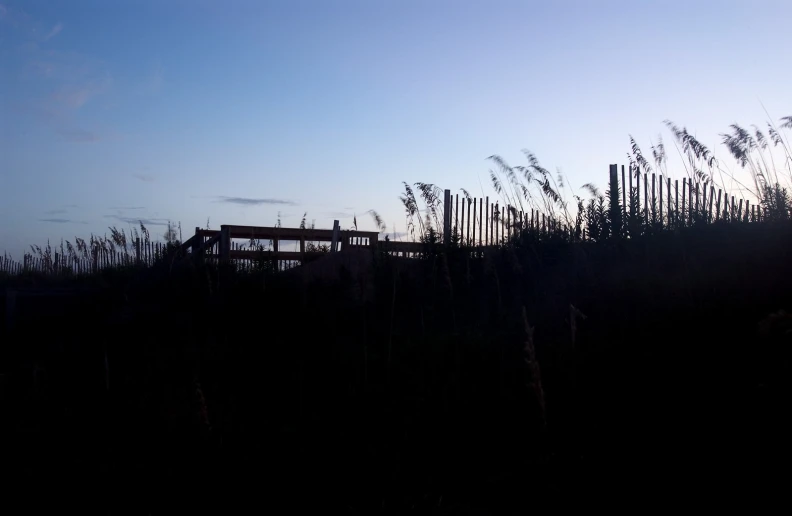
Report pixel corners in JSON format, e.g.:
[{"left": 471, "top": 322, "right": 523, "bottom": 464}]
[{"left": 1, "top": 0, "right": 790, "bottom": 256}]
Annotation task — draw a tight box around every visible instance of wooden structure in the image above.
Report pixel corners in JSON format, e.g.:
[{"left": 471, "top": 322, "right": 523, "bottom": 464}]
[
  {"left": 1, "top": 164, "right": 775, "bottom": 277},
  {"left": 177, "top": 223, "right": 379, "bottom": 270}
]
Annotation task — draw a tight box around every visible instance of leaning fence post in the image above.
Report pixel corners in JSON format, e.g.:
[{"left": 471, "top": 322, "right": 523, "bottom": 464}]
[
  {"left": 331, "top": 220, "right": 340, "bottom": 252},
  {"left": 443, "top": 189, "right": 451, "bottom": 246}
]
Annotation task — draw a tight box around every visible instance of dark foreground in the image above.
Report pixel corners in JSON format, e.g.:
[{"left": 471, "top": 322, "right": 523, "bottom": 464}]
[{"left": 3, "top": 223, "right": 792, "bottom": 513}]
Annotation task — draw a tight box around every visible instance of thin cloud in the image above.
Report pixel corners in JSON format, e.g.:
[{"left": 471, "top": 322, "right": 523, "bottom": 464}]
[
  {"left": 326, "top": 211, "right": 354, "bottom": 219},
  {"left": 133, "top": 173, "right": 155, "bottom": 182},
  {"left": 52, "top": 76, "right": 112, "bottom": 109},
  {"left": 45, "top": 209, "right": 67, "bottom": 215},
  {"left": 39, "top": 218, "right": 87, "bottom": 224},
  {"left": 44, "top": 22, "right": 63, "bottom": 41},
  {"left": 105, "top": 215, "right": 170, "bottom": 226},
  {"left": 57, "top": 127, "right": 100, "bottom": 143},
  {"left": 217, "top": 196, "right": 296, "bottom": 206}
]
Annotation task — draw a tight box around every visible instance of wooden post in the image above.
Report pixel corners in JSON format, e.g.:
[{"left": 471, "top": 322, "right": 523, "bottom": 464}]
[
  {"left": 485, "top": 197, "right": 489, "bottom": 246},
  {"left": 682, "top": 179, "right": 687, "bottom": 226},
  {"left": 300, "top": 235, "right": 306, "bottom": 265},
  {"left": 507, "top": 205, "right": 511, "bottom": 242},
  {"left": 737, "top": 198, "right": 744, "bottom": 222},
  {"left": 674, "top": 179, "right": 679, "bottom": 227},
  {"left": 709, "top": 186, "right": 715, "bottom": 223},
  {"left": 443, "top": 189, "right": 451, "bottom": 246},
  {"left": 331, "top": 220, "right": 340, "bottom": 252},
  {"left": 455, "top": 194, "right": 459, "bottom": 238},
  {"left": 751, "top": 204, "right": 756, "bottom": 222},
  {"left": 651, "top": 173, "right": 656, "bottom": 223},
  {"left": 461, "top": 199, "right": 466, "bottom": 245},
  {"left": 472, "top": 198, "right": 477, "bottom": 246},
  {"left": 629, "top": 165, "right": 634, "bottom": 221},
  {"left": 692, "top": 183, "right": 700, "bottom": 220},
  {"left": 701, "top": 185, "right": 707, "bottom": 223},
  {"left": 467, "top": 198, "right": 472, "bottom": 246},
  {"left": 479, "top": 196, "right": 483, "bottom": 246},
  {"left": 659, "top": 176, "right": 663, "bottom": 226},
  {"left": 716, "top": 189, "right": 722, "bottom": 221},
  {"left": 220, "top": 225, "right": 231, "bottom": 263},
  {"left": 688, "top": 181, "right": 694, "bottom": 223},
  {"left": 636, "top": 171, "right": 641, "bottom": 221},
  {"left": 644, "top": 172, "right": 649, "bottom": 225},
  {"left": 667, "top": 177, "right": 672, "bottom": 227},
  {"left": 621, "top": 165, "right": 626, "bottom": 217},
  {"left": 743, "top": 200, "right": 749, "bottom": 222}
]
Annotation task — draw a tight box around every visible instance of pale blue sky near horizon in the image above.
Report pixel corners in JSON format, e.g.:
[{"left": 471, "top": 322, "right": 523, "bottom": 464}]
[{"left": 1, "top": 0, "right": 790, "bottom": 257}]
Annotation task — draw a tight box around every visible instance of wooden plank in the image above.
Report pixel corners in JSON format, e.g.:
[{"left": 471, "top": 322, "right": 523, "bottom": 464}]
[
  {"left": 752, "top": 204, "right": 756, "bottom": 222},
  {"left": 682, "top": 179, "right": 687, "bottom": 226},
  {"left": 443, "top": 189, "right": 451, "bottom": 245},
  {"left": 228, "top": 250, "right": 327, "bottom": 260},
  {"left": 461, "top": 197, "right": 466, "bottom": 245},
  {"left": 738, "top": 198, "right": 744, "bottom": 221},
  {"left": 466, "top": 197, "right": 471, "bottom": 246},
  {"left": 629, "top": 165, "right": 634, "bottom": 220},
  {"left": 701, "top": 185, "right": 707, "bottom": 223},
  {"left": 635, "top": 170, "right": 641, "bottom": 221},
  {"left": 716, "top": 189, "right": 722, "bottom": 221},
  {"left": 485, "top": 196, "right": 489, "bottom": 246},
  {"left": 472, "top": 197, "right": 477, "bottom": 246},
  {"left": 674, "top": 179, "right": 679, "bottom": 227},
  {"left": 622, "top": 165, "right": 626, "bottom": 218},
  {"left": 479, "top": 196, "right": 483, "bottom": 246},
  {"left": 455, "top": 194, "right": 459, "bottom": 237},
  {"left": 659, "top": 175, "right": 663, "bottom": 226},
  {"left": 667, "top": 177, "right": 672, "bottom": 227},
  {"left": 494, "top": 202, "right": 499, "bottom": 244},
  {"left": 709, "top": 186, "right": 715, "bottom": 223},
  {"left": 644, "top": 172, "right": 649, "bottom": 224},
  {"left": 651, "top": 173, "right": 656, "bottom": 222},
  {"left": 743, "top": 200, "right": 749, "bottom": 222},
  {"left": 688, "top": 180, "right": 693, "bottom": 223}
]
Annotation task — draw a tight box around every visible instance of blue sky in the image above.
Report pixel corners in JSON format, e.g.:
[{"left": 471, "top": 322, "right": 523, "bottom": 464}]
[{"left": 1, "top": 0, "right": 790, "bottom": 256}]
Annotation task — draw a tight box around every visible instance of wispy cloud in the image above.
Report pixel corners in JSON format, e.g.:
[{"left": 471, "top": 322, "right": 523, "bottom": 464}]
[
  {"left": 326, "top": 211, "right": 354, "bottom": 219},
  {"left": 52, "top": 76, "right": 112, "bottom": 109},
  {"left": 57, "top": 127, "right": 100, "bottom": 143},
  {"left": 217, "top": 196, "right": 297, "bottom": 206},
  {"left": 45, "top": 209, "right": 67, "bottom": 215},
  {"left": 105, "top": 215, "right": 170, "bottom": 226},
  {"left": 39, "top": 218, "right": 87, "bottom": 224},
  {"left": 132, "top": 173, "right": 155, "bottom": 182},
  {"left": 44, "top": 22, "right": 62, "bottom": 41}
]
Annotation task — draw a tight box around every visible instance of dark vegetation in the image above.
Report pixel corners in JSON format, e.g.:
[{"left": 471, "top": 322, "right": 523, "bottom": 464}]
[{"left": 3, "top": 117, "right": 792, "bottom": 513}]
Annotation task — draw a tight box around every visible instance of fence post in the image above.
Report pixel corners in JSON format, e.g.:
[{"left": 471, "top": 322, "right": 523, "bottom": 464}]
[
  {"left": 220, "top": 225, "right": 231, "bottom": 263},
  {"left": 485, "top": 197, "right": 490, "bottom": 246},
  {"left": 331, "top": 220, "right": 340, "bottom": 252},
  {"left": 621, "top": 165, "right": 626, "bottom": 218},
  {"left": 443, "top": 189, "right": 451, "bottom": 246}
]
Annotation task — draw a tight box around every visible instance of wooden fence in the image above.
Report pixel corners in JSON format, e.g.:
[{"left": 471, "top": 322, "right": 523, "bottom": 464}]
[
  {"left": 1, "top": 165, "right": 776, "bottom": 277},
  {"left": 1, "top": 240, "right": 170, "bottom": 276}
]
